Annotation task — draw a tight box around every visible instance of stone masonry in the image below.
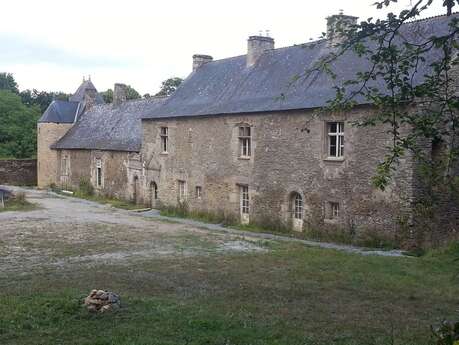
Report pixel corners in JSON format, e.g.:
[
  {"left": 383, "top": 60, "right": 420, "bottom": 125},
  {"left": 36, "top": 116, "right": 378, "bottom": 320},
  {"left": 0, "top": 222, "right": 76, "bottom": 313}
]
[{"left": 139, "top": 106, "right": 416, "bottom": 242}]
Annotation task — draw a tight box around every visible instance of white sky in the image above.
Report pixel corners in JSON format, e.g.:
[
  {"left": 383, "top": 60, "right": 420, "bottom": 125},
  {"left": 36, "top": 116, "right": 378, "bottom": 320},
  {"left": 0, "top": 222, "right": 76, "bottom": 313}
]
[{"left": 0, "top": 0, "right": 446, "bottom": 95}]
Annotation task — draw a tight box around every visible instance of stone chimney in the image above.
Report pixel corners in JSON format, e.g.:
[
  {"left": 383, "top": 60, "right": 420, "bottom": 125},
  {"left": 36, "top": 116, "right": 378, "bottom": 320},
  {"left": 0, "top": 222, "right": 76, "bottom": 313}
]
[
  {"left": 113, "top": 83, "right": 127, "bottom": 106},
  {"left": 83, "top": 88, "right": 98, "bottom": 110},
  {"left": 326, "top": 13, "right": 358, "bottom": 47},
  {"left": 192, "top": 54, "right": 213, "bottom": 71},
  {"left": 247, "top": 35, "right": 274, "bottom": 68}
]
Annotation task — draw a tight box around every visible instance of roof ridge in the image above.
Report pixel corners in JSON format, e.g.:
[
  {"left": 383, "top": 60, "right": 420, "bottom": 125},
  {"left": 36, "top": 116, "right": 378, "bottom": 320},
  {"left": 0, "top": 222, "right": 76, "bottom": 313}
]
[
  {"left": 207, "top": 12, "right": 456, "bottom": 65},
  {"left": 405, "top": 11, "right": 459, "bottom": 25}
]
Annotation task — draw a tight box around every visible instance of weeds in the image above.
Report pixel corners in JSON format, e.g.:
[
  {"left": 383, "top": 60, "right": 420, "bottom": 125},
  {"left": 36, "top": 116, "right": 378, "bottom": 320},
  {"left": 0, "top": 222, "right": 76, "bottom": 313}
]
[
  {"left": 0, "top": 191, "right": 36, "bottom": 212},
  {"left": 160, "top": 202, "right": 238, "bottom": 226}
]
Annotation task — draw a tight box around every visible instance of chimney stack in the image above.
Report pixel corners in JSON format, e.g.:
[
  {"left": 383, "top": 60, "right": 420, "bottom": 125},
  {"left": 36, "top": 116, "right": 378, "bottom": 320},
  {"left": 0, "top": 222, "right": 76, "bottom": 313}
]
[
  {"left": 247, "top": 35, "right": 274, "bottom": 68},
  {"left": 193, "top": 54, "right": 213, "bottom": 72},
  {"left": 326, "top": 13, "right": 358, "bottom": 47},
  {"left": 113, "top": 83, "right": 127, "bottom": 106}
]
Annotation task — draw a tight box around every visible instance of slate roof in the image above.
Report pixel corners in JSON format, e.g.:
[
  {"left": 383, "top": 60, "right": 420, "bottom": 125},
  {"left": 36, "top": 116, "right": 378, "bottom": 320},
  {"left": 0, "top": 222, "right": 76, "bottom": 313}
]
[
  {"left": 69, "top": 79, "right": 105, "bottom": 104},
  {"left": 38, "top": 100, "right": 82, "bottom": 124},
  {"left": 52, "top": 97, "right": 166, "bottom": 152},
  {"left": 143, "top": 13, "right": 458, "bottom": 120},
  {"left": 38, "top": 79, "right": 105, "bottom": 124}
]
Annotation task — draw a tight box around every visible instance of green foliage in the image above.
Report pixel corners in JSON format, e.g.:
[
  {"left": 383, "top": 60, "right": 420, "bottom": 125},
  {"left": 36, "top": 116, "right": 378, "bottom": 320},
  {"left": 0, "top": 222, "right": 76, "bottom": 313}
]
[
  {"left": 302, "top": 1, "right": 459, "bottom": 193},
  {"left": 431, "top": 318, "right": 459, "bottom": 345},
  {"left": 160, "top": 202, "right": 238, "bottom": 226},
  {"left": 0, "top": 73, "right": 68, "bottom": 158},
  {"left": 155, "top": 77, "right": 183, "bottom": 97},
  {"left": 101, "top": 85, "right": 141, "bottom": 103},
  {"left": 53, "top": 184, "right": 139, "bottom": 210},
  {"left": 20, "top": 89, "right": 70, "bottom": 113},
  {"left": 76, "top": 178, "right": 94, "bottom": 197},
  {"left": 0, "top": 90, "right": 40, "bottom": 158},
  {"left": 0, "top": 191, "right": 36, "bottom": 212},
  {"left": 0, "top": 72, "right": 19, "bottom": 94}
]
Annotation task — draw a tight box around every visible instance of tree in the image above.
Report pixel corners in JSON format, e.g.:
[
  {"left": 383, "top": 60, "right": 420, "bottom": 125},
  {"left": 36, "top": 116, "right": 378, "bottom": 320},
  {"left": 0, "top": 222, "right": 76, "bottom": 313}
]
[
  {"left": 0, "top": 90, "right": 40, "bottom": 158},
  {"left": 296, "top": 0, "right": 458, "bottom": 244},
  {"left": 0, "top": 73, "right": 19, "bottom": 94},
  {"left": 155, "top": 77, "right": 183, "bottom": 97},
  {"left": 20, "top": 89, "right": 70, "bottom": 113},
  {"left": 101, "top": 85, "right": 141, "bottom": 103},
  {"left": 303, "top": 1, "right": 458, "bottom": 189}
]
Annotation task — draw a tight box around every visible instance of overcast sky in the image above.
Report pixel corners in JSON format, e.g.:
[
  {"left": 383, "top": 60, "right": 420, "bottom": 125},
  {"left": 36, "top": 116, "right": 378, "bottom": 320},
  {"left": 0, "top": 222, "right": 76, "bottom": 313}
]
[{"left": 0, "top": 0, "right": 446, "bottom": 95}]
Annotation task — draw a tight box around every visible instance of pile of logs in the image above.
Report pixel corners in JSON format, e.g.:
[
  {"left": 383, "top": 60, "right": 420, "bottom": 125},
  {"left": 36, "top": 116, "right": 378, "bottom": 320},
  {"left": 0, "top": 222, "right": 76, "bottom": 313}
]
[{"left": 84, "top": 289, "right": 121, "bottom": 313}]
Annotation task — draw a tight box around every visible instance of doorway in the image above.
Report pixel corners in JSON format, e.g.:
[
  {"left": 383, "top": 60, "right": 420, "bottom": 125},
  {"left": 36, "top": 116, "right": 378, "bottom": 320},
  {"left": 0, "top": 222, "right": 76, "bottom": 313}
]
[{"left": 150, "top": 181, "right": 158, "bottom": 208}]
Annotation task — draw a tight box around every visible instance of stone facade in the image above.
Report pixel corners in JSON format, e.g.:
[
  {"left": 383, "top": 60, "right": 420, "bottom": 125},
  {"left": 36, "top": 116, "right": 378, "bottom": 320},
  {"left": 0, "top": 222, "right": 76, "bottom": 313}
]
[
  {"left": 139, "top": 106, "right": 416, "bottom": 241},
  {"left": 55, "top": 149, "right": 142, "bottom": 202},
  {"left": 36, "top": 13, "right": 458, "bottom": 247},
  {"left": 0, "top": 159, "right": 37, "bottom": 186},
  {"left": 37, "top": 123, "right": 73, "bottom": 188}
]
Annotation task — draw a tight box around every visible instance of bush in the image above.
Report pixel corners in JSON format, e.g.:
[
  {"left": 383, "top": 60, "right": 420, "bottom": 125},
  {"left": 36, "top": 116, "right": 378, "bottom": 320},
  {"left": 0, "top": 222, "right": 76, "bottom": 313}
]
[{"left": 431, "top": 317, "right": 459, "bottom": 345}]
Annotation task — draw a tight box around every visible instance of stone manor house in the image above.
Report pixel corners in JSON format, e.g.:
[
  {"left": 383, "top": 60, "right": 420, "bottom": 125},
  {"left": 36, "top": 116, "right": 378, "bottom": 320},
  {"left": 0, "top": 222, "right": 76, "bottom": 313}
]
[{"left": 37, "top": 13, "right": 458, "bottom": 244}]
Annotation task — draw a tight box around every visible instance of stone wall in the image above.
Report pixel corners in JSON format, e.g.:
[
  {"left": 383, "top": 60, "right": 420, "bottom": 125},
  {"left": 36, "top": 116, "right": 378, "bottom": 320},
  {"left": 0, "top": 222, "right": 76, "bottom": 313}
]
[
  {"left": 37, "top": 123, "right": 73, "bottom": 188},
  {"left": 140, "top": 106, "right": 417, "bottom": 243},
  {"left": 0, "top": 159, "right": 37, "bottom": 186},
  {"left": 57, "top": 149, "right": 141, "bottom": 203}
]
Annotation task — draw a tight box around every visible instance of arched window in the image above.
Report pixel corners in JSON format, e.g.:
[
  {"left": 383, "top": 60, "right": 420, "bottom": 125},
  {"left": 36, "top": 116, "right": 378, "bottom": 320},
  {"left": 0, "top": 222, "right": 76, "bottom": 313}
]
[{"left": 292, "top": 193, "right": 303, "bottom": 220}]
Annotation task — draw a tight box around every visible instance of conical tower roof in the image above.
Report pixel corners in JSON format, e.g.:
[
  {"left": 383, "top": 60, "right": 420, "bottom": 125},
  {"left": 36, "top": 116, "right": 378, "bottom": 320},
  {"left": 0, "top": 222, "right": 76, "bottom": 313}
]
[{"left": 69, "top": 78, "right": 104, "bottom": 104}]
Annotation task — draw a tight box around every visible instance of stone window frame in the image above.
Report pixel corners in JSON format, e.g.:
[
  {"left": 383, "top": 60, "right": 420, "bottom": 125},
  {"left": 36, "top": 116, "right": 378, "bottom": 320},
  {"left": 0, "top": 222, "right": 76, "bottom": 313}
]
[
  {"left": 326, "top": 201, "right": 340, "bottom": 220},
  {"left": 326, "top": 121, "right": 344, "bottom": 160},
  {"left": 178, "top": 180, "right": 187, "bottom": 202},
  {"left": 291, "top": 192, "right": 304, "bottom": 220},
  {"left": 95, "top": 159, "right": 103, "bottom": 188},
  {"left": 239, "top": 184, "right": 250, "bottom": 214},
  {"left": 238, "top": 125, "right": 252, "bottom": 159},
  {"left": 195, "top": 186, "right": 202, "bottom": 200},
  {"left": 160, "top": 126, "right": 169, "bottom": 154}
]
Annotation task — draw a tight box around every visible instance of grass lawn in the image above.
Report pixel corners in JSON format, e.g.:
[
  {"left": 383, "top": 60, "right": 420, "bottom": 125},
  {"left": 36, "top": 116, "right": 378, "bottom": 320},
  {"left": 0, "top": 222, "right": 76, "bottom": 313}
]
[{"left": 0, "top": 239, "right": 458, "bottom": 345}]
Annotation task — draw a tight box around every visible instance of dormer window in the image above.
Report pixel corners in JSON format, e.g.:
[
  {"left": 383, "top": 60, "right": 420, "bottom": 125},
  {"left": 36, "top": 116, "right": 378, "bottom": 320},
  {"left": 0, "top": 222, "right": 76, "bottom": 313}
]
[{"left": 239, "top": 126, "right": 251, "bottom": 158}]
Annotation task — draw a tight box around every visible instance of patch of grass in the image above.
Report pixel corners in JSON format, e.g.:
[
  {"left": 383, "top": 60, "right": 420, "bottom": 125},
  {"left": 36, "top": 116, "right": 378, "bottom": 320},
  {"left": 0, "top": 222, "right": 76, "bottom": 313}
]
[
  {"left": 231, "top": 222, "right": 293, "bottom": 237},
  {"left": 0, "top": 192, "right": 37, "bottom": 212},
  {"left": 0, "top": 242, "right": 458, "bottom": 344},
  {"left": 52, "top": 185, "right": 139, "bottom": 211},
  {"left": 160, "top": 202, "right": 238, "bottom": 226}
]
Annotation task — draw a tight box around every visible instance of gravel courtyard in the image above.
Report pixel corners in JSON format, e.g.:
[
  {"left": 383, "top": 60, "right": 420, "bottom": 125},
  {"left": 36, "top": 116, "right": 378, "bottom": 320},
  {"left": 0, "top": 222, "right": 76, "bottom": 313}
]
[{"left": 0, "top": 187, "right": 268, "bottom": 275}]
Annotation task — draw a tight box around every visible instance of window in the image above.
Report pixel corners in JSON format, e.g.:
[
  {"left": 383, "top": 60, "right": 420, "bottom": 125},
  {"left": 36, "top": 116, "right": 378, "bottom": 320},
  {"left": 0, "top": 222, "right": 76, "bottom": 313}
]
[
  {"left": 330, "top": 202, "right": 340, "bottom": 219},
  {"left": 96, "top": 159, "right": 102, "bottom": 187},
  {"left": 195, "top": 186, "right": 202, "bottom": 199},
  {"left": 239, "top": 126, "right": 251, "bottom": 158},
  {"left": 160, "top": 127, "right": 168, "bottom": 153},
  {"left": 327, "top": 122, "right": 344, "bottom": 158},
  {"left": 240, "top": 185, "right": 249, "bottom": 214},
  {"left": 61, "top": 156, "right": 68, "bottom": 176},
  {"left": 178, "top": 180, "right": 187, "bottom": 201},
  {"left": 292, "top": 193, "right": 303, "bottom": 220}
]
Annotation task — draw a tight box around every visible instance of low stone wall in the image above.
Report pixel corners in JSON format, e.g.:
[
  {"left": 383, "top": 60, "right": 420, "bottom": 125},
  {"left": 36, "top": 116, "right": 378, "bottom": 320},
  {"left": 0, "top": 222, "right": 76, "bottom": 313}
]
[{"left": 0, "top": 159, "right": 37, "bottom": 186}]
